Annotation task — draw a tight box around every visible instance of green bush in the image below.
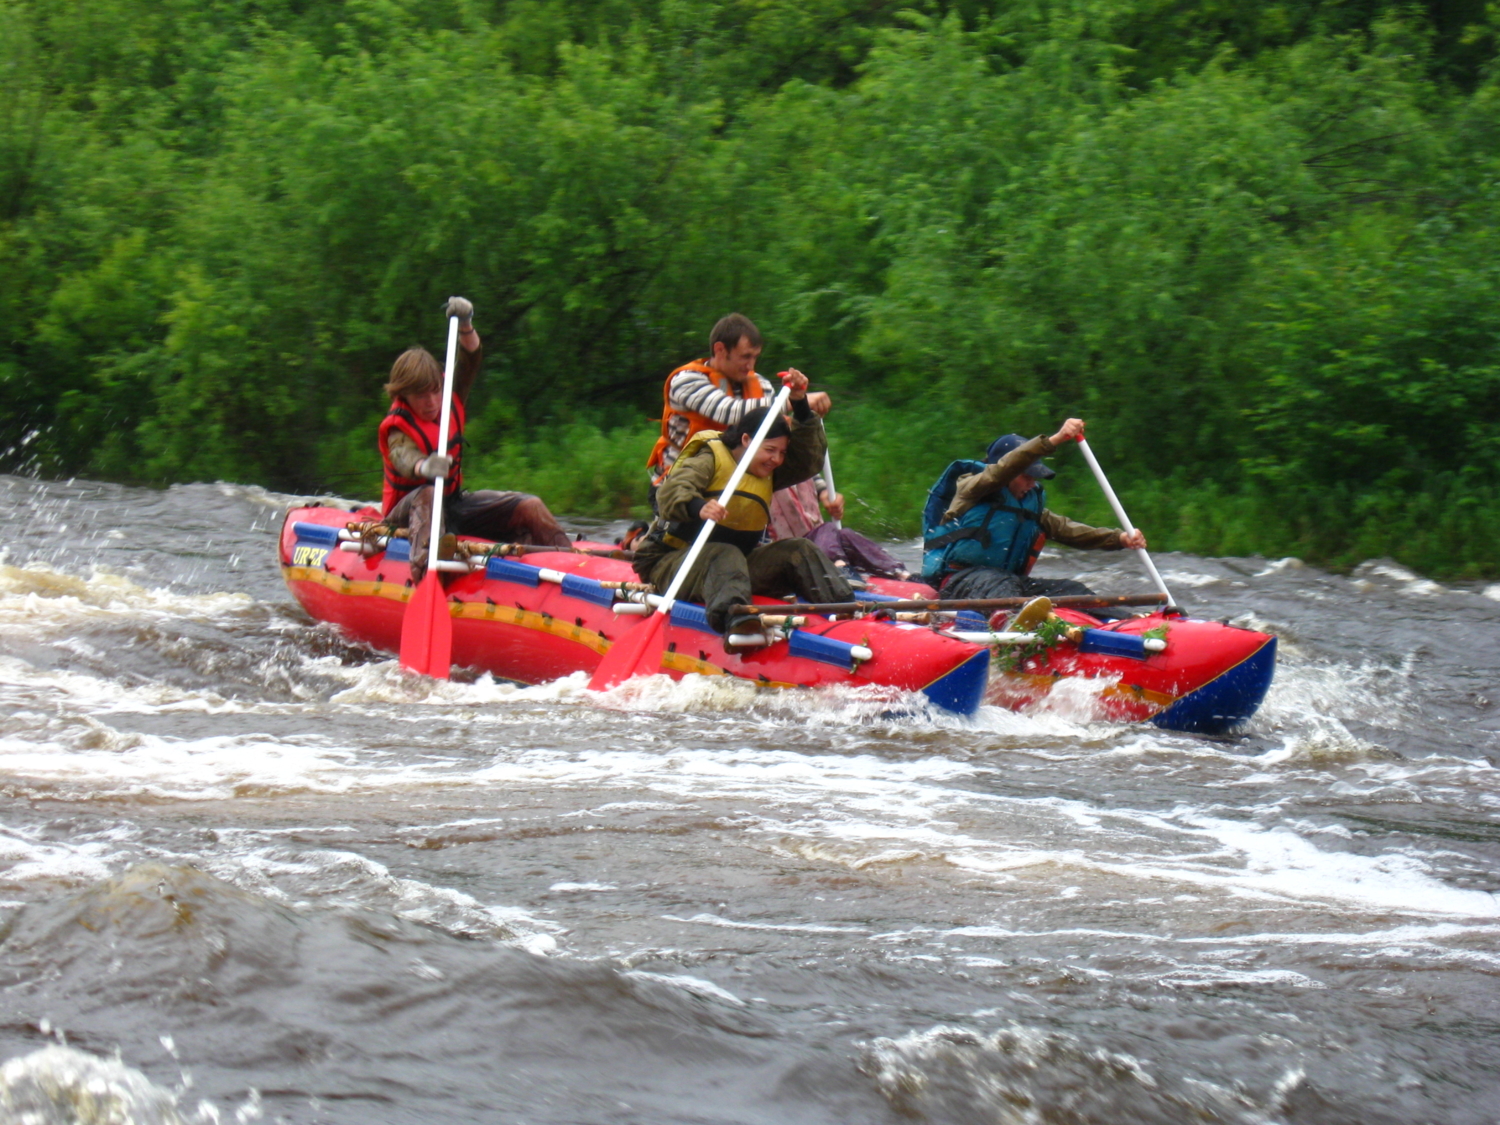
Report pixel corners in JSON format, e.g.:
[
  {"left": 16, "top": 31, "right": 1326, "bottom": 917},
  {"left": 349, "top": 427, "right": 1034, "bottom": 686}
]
[{"left": 1, "top": 0, "right": 1497, "bottom": 576}]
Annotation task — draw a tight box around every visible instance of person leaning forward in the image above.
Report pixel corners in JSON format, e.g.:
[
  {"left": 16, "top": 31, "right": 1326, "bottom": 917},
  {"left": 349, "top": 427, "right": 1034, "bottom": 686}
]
[
  {"left": 632, "top": 370, "right": 853, "bottom": 650},
  {"left": 378, "top": 296, "right": 570, "bottom": 583},
  {"left": 922, "top": 418, "right": 1147, "bottom": 601},
  {"left": 645, "top": 312, "right": 831, "bottom": 489}
]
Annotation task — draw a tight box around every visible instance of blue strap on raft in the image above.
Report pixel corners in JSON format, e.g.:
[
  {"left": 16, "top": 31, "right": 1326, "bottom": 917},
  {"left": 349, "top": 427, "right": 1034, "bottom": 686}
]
[
  {"left": 486, "top": 557, "right": 539, "bottom": 586},
  {"left": 669, "top": 602, "right": 719, "bottom": 636},
  {"left": 560, "top": 573, "right": 616, "bottom": 607},
  {"left": 788, "top": 630, "right": 861, "bottom": 671},
  {"left": 1077, "top": 629, "right": 1151, "bottom": 661},
  {"left": 292, "top": 522, "right": 341, "bottom": 546}
]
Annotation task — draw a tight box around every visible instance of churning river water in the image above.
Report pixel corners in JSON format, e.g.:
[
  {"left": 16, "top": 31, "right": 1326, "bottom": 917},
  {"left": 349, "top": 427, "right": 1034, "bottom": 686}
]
[{"left": 1, "top": 474, "right": 1498, "bottom": 1125}]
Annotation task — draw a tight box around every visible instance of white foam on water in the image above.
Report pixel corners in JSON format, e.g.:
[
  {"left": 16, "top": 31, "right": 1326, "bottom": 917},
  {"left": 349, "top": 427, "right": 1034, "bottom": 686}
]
[
  {"left": 1157, "top": 567, "right": 1225, "bottom": 589},
  {"left": 594, "top": 669, "right": 977, "bottom": 730},
  {"left": 596, "top": 671, "right": 770, "bottom": 713},
  {"left": 624, "top": 970, "right": 747, "bottom": 1006},
  {"left": 1009, "top": 674, "right": 1121, "bottom": 726},
  {"left": 1087, "top": 813, "right": 1500, "bottom": 918},
  {"left": 0, "top": 726, "right": 385, "bottom": 801},
  {"left": 1244, "top": 649, "right": 1418, "bottom": 751},
  {"left": 1155, "top": 966, "right": 1326, "bottom": 990},
  {"left": 1351, "top": 559, "right": 1448, "bottom": 597},
  {"left": 857, "top": 1022, "right": 1261, "bottom": 1124},
  {"left": 0, "top": 1045, "right": 186, "bottom": 1125},
  {"left": 1483, "top": 583, "right": 1500, "bottom": 602},
  {"left": 0, "top": 825, "right": 118, "bottom": 889},
  {"left": 326, "top": 664, "right": 595, "bottom": 709},
  {"left": 0, "top": 562, "right": 258, "bottom": 625},
  {"left": 468, "top": 743, "right": 981, "bottom": 800},
  {"left": 663, "top": 912, "right": 873, "bottom": 935},
  {"left": 0, "top": 654, "right": 246, "bottom": 718},
  {"left": 202, "top": 845, "right": 557, "bottom": 945},
  {"left": 642, "top": 746, "right": 1500, "bottom": 921},
  {"left": 1253, "top": 557, "right": 1305, "bottom": 577}
]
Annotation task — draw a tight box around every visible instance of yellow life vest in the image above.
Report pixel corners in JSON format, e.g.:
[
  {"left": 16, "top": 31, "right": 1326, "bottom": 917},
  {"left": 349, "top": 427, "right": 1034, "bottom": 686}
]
[{"left": 657, "top": 431, "right": 775, "bottom": 552}]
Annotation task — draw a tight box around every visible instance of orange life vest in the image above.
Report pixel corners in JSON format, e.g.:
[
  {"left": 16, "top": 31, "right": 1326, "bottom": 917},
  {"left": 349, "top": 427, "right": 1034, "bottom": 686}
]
[
  {"left": 646, "top": 360, "right": 766, "bottom": 482},
  {"left": 377, "top": 398, "right": 466, "bottom": 516}
]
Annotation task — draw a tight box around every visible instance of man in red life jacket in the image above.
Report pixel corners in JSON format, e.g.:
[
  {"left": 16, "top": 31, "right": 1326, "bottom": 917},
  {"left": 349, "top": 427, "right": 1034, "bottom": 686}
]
[
  {"left": 645, "top": 312, "right": 831, "bottom": 490},
  {"left": 922, "top": 418, "right": 1147, "bottom": 601},
  {"left": 378, "top": 297, "right": 570, "bottom": 582}
]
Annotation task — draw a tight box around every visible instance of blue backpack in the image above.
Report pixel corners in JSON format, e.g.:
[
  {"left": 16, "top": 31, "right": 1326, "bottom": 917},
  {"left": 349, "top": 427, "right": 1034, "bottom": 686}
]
[{"left": 921, "top": 460, "right": 1044, "bottom": 583}]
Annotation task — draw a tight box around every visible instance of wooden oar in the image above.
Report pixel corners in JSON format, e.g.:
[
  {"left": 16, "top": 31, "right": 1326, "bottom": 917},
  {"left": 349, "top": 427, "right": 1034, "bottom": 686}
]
[
  {"left": 1075, "top": 437, "right": 1176, "bottom": 607},
  {"left": 589, "top": 384, "right": 794, "bottom": 691},
  {"left": 398, "top": 316, "right": 460, "bottom": 678},
  {"left": 727, "top": 592, "right": 1167, "bottom": 616}
]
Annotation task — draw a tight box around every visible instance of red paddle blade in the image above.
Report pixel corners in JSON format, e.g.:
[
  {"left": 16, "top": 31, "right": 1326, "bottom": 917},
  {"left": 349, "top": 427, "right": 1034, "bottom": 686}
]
[
  {"left": 399, "top": 572, "right": 453, "bottom": 679},
  {"left": 588, "top": 612, "right": 666, "bottom": 691}
]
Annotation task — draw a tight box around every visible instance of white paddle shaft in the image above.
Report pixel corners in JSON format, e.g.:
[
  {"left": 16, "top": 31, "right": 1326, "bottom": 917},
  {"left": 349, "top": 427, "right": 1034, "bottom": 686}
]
[
  {"left": 821, "top": 451, "right": 841, "bottom": 531},
  {"left": 656, "top": 385, "right": 794, "bottom": 613},
  {"left": 426, "top": 316, "right": 461, "bottom": 572},
  {"left": 1075, "top": 437, "right": 1175, "bottom": 606}
]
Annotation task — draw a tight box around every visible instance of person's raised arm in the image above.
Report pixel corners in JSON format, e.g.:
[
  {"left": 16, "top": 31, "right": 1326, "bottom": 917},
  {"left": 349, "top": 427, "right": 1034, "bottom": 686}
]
[
  {"left": 446, "top": 296, "right": 483, "bottom": 404},
  {"left": 771, "top": 370, "right": 827, "bottom": 490}
]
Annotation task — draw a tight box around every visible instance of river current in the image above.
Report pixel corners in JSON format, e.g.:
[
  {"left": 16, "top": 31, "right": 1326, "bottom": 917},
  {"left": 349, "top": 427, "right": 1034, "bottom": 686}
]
[{"left": 0, "top": 473, "right": 1497, "bottom": 1124}]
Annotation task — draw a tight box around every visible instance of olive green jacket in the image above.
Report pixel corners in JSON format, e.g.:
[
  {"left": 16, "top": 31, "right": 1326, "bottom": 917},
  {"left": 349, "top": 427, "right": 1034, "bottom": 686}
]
[{"left": 635, "top": 402, "right": 826, "bottom": 574}]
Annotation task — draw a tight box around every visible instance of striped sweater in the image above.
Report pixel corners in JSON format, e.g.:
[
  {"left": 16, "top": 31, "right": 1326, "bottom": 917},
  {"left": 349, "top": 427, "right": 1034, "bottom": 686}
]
[{"left": 658, "top": 368, "right": 776, "bottom": 474}]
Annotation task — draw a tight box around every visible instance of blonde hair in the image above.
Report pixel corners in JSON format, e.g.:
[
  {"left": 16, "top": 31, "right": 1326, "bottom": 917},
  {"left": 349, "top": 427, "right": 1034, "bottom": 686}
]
[{"left": 383, "top": 347, "right": 441, "bottom": 401}]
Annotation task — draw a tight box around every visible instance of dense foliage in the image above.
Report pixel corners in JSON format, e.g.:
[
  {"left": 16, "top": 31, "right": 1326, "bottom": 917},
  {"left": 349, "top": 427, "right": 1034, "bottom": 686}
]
[{"left": 2, "top": 0, "right": 1497, "bottom": 574}]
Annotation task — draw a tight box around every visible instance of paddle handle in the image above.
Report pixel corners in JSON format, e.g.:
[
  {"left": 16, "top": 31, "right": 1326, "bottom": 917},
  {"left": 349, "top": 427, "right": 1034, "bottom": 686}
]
[
  {"left": 821, "top": 450, "right": 841, "bottom": 531},
  {"left": 656, "top": 384, "right": 794, "bottom": 612},
  {"left": 426, "top": 316, "right": 460, "bottom": 572},
  {"left": 1075, "top": 437, "right": 1175, "bottom": 606}
]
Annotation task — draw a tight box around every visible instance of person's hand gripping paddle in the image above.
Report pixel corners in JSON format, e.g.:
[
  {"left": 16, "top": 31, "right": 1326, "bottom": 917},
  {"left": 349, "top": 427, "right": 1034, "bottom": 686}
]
[
  {"left": 399, "top": 314, "right": 461, "bottom": 678},
  {"left": 589, "top": 381, "right": 795, "bottom": 692}
]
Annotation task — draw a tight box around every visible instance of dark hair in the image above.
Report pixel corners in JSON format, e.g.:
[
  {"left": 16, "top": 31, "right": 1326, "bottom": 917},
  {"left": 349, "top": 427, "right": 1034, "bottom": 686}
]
[
  {"left": 709, "top": 313, "right": 762, "bottom": 355},
  {"left": 722, "top": 406, "right": 790, "bottom": 447}
]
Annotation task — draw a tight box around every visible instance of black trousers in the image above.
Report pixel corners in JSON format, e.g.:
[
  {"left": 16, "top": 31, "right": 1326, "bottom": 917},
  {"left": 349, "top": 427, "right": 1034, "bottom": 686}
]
[{"left": 939, "top": 566, "right": 1097, "bottom": 601}]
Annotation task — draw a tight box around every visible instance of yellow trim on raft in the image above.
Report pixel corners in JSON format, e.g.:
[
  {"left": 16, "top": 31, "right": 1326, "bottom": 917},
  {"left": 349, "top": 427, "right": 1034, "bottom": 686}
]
[
  {"left": 284, "top": 563, "right": 611, "bottom": 654},
  {"left": 661, "top": 650, "right": 726, "bottom": 677},
  {"left": 656, "top": 648, "right": 798, "bottom": 688},
  {"left": 285, "top": 564, "right": 411, "bottom": 603}
]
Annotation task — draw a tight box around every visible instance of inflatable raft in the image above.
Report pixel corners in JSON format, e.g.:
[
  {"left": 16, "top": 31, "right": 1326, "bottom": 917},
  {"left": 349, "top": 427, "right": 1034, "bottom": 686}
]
[{"left": 279, "top": 506, "right": 1274, "bottom": 731}]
